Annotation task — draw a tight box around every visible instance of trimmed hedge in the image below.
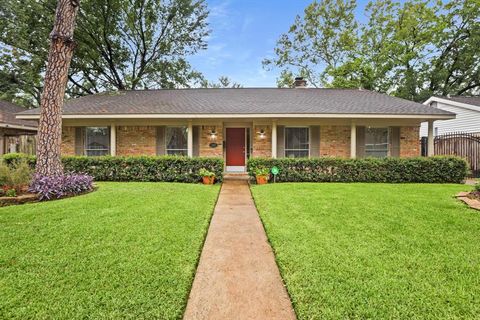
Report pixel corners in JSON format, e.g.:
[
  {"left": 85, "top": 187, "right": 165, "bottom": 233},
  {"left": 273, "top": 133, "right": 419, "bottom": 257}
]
[
  {"left": 2, "top": 154, "right": 224, "bottom": 183},
  {"left": 247, "top": 157, "right": 469, "bottom": 183}
]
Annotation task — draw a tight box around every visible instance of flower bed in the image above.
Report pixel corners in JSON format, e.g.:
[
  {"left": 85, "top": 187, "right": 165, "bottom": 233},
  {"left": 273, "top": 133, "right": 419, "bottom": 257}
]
[{"left": 456, "top": 184, "right": 480, "bottom": 210}]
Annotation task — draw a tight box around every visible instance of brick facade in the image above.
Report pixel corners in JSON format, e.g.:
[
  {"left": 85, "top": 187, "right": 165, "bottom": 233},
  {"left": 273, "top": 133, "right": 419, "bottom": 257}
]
[
  {"left": 399, "top": 126, "right": 420, "bottom": 157},
  {"left": 252, "top": 125, "right": 272, "bottom": 157},
  {"left": 200, "top": 124, "right": 223, "bottom": 157},
  {"left": 61, "top": 126, "right": 75, "bottom": 156},
  {"left": 61, "top": 124, "right": 420, "bottom": 159},
  {"left": 319, "top": 126, "right": 351, "bottom": 158},
  {"left": 116, "top": 126, "right": 156, "bottom": 156}
]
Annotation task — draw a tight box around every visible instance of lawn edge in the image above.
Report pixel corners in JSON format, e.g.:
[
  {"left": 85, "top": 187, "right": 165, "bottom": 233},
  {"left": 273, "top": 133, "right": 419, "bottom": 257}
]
[
  {"left": 248, "top": 184, "right": 299, "bottom": 319},
  {"left": 180, "top": 184, "right": 222, "bottom": 319}
]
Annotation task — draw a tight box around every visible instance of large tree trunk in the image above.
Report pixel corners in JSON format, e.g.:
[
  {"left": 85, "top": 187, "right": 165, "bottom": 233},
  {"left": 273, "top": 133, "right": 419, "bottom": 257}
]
[{"left": 36, "top": 0, "right": 80, "bottom": 176}]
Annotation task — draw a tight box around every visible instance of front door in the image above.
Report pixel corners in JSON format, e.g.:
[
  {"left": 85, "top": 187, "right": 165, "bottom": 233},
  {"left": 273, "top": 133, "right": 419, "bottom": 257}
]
[{"left": 226, "top": 128, "right": 246, "bottom": 172}]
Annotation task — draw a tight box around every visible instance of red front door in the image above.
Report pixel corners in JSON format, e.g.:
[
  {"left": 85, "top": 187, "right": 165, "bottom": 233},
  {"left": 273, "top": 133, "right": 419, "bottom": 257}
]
[{"left": 226, "top": 128, "right": 246, "bottom": 166}]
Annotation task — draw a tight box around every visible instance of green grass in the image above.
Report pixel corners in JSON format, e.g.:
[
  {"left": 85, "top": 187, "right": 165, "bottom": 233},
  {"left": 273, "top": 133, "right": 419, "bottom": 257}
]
[
  {"left": 251, "top": 183, "right": 480, "bottom": 319},
  {"left": 0, "top": 182, "right": 219, "bottom": 319}
]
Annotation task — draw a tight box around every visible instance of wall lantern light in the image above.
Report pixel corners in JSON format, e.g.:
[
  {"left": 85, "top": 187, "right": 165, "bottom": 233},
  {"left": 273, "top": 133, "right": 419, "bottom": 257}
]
[
  {"left": 257, "top": 128, "right": 266, "bottom": 139},
  {"left": 209, "top": 128, "right": 218, "bottom": 141}
]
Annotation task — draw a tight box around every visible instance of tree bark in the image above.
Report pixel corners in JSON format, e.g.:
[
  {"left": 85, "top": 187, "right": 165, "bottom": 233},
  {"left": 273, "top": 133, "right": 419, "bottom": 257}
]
[{"left": 36, "top": 0, "right": 80, "bottom": 176}]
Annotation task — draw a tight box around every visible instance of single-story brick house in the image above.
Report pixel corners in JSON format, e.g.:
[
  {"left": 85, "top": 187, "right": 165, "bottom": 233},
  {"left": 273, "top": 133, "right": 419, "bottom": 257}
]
[{"left": 17, "top": 80, "right": 454, "bottom": 172}]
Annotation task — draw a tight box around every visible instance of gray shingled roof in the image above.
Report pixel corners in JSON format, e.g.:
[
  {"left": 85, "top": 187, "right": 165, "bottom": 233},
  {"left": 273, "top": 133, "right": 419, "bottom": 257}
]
[
  {"left": 0, "top": 100, "right": 38, "bottom": 128},
  {"left": 18, "top": 88, "right": 454, "bottom": 116},
  {"left": 435, "top": 96, "right": 480, "bottom": 108}
]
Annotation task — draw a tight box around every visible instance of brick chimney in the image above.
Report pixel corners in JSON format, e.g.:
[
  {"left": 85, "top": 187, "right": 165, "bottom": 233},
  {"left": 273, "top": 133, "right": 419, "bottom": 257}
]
[{"left": 293, "top": 77, "right": 307, "bottom": 88}]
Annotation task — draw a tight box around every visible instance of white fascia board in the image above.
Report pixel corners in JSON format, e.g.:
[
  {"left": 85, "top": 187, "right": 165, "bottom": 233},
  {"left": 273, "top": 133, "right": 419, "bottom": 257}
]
[
  {"left": 0, "top": 123, "right": 38, "bottom": 131},
  {"left": 423, "top": 97, "right": 480, "bottom": 113},
  {"left": 16, "top": 113, "right": 456, "bottom": 120}
]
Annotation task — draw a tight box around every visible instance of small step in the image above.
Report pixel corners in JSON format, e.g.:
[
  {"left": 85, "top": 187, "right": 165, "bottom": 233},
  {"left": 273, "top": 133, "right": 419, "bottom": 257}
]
[{"left": 223, "top": 173, "right": 250, "bottom": 181}]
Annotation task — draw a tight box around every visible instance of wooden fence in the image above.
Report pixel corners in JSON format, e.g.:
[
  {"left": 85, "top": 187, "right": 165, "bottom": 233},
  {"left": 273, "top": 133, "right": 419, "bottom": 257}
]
[{"left": 421, "top": 132, "right": 480, "bottom": 177}]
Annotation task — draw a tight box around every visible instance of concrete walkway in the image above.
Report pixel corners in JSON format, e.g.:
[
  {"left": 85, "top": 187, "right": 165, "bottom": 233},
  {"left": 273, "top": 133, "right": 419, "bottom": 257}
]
[{"left": 184, "top": 180, "right": 296, "bottom": 320}]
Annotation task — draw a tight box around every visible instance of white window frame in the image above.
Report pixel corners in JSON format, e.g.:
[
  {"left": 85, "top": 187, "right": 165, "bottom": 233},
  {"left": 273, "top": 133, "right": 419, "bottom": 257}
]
[
  {"left": 84, "top": 127, "right": 110, "bottom": 157},
  {"left": 284, "top": 126, "right": 310, "bottom": 158},
  {"left": 165, "top": 126, "right": 188, "bottom": 156},
  {"left": 364, "top": 127, "right": 390, "bottom": 158}
]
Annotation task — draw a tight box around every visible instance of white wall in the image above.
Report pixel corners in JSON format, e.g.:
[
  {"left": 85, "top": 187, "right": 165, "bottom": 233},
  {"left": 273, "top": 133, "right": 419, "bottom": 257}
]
[{"left": 420, "top": 101, "right": 480, "bottom": 137}]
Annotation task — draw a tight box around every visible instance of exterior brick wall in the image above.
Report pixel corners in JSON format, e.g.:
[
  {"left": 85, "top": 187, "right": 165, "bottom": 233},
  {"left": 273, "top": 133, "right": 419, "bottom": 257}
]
[
  {"left": 320, "top": 126, "right": 351, "bottom": 158},
  {"left": 60, "top": 124, "right": 420, "bottom": 160},
  {"left": 116, "top": 126, "right": 156, "bottom": 156},
  {"left": 252, "top": 125, "right": 271, "bottom": 157},
  {"left": 200, "top": 124, "right": 223, "bottom": 157},
  {"left": 400, "top": 126, "right": 420, "bottom": 157},
  {"left": 61, "top": 126, "right": 75, "bottom": 156}
]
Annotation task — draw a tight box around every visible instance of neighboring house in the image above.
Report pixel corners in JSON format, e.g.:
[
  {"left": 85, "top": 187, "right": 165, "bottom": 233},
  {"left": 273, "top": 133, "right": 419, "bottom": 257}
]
[
  {"left": 17, "top": 79, "right": 454, "bottom": 172},
  {"left": 0, "top": 101, "right": 37, "bottom": 155},
  {"left": 420, "top": 96, "right": 480, "bottom": 137}
]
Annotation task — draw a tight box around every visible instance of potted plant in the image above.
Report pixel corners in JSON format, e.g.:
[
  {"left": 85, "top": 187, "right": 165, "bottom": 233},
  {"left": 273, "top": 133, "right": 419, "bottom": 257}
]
[
  {"left": 199, "top": 168, "right": 216, "bottom": 185},
  {"left": 255, "top": 167, "right": 270, "bottom": 185}
]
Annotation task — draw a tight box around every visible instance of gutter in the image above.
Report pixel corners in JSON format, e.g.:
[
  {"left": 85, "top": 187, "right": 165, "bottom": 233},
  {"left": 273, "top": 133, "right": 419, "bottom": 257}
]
[
  {"left": 0, "top": 123, "right": 38, "bottom": 131},
  {"left": 16, "top": 113, "right": 456, "bottom": 120}
]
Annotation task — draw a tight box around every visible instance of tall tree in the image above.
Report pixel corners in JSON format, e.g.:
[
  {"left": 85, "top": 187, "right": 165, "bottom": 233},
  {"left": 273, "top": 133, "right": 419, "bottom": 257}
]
[
  {"left": 264, "top": 0, "right": 480, "bottom": 101},
  {"left": 0, "top": 0, "right": 209, "bottom": 107},
  {"left": 36, "top": 0, "right": 80, "bottom": 176},
  {"left": 263, "top": 0, "right": 358, "bottom": 88}
]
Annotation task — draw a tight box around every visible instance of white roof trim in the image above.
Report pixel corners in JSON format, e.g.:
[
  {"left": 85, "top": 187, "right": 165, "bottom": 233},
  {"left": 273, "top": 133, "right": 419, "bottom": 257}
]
[
  {"left": 17, "top": 113, "right": 455, "bottom": 120},
  {"left": 0, "top": 123, "right": 37, "bottom": 131},
  {"left": 424, "top": 97, "right": 480, "bottom": 113}
]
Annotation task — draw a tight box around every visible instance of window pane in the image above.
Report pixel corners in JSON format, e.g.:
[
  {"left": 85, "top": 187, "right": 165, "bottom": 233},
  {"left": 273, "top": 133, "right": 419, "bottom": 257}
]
[
  {"left": 365, "top": 127, "right": 388, "bottom": 158},
  {"left": 85, "top": 127, "right": 109, "bottom": 156},
  {"left": 166, "top": 127, "right": 188, "bottom": 156},
  {"left": 285, "top": 150, "right": 309, "bottom": 158},
  {"left": 285, "top": 127, "right": 309, "bottom": 158}
]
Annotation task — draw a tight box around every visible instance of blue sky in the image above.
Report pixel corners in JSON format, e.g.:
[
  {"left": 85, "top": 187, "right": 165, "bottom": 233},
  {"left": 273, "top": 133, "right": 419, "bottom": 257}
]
[{"left": 189, "top": 0, "right": 373, "bottom": 87}]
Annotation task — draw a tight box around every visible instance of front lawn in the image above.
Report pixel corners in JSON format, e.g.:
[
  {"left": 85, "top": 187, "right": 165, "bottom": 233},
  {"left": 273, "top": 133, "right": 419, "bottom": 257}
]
[
  {"left": 251, "top": 183, "right": 480, "bottom": 319},
  {"left": 0, "top": 182, "right": 219, "bottom": 319}
]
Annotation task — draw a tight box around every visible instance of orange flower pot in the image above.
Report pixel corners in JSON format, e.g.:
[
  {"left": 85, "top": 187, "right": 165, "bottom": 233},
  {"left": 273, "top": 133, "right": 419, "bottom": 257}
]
[
  {"left": 202, "top": 176, "right": 215, "bottom": 185},
  {"left": 256, "top": 175, "right": 269, "bottom": 185}
]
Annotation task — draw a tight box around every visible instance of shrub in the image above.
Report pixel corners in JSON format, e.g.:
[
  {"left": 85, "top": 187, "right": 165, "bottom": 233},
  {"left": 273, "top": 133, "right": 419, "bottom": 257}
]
[
  {"left": 29, "top": 173, "right": 94, "bottom": 201},
  {"left": 254, "top": 166, "right": 271, "bottom": 177},
  {"left": 2, "top": 153, "right": 36, "bottom": 167},
  {"left": 199, "top": 168, "right": 215, "bottom": 177},
  {"left": 247, "top": 156, "right": 468, "bottom": 184},
  {"left": 0, "top": 159, "right": 33, "bottom": 192},
  {"left": 5, "top": 189, "right": 16, "bottom": 197},
  {"left": 3, "top": 154, "right": 224, "bottom": 183}
]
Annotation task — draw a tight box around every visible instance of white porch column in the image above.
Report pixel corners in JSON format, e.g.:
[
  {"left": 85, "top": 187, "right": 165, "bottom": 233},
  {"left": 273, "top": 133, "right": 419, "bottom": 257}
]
[
  {"left": 350, "top": 122, "right": 356, "bottom": 159},
  {"left": 272, "top": 120, "right": 277, "bottom": 158},
  {"left": 110, "top": 124, "right": 116, "bottom": 156},
  {"left": 187, "top": 121, "right": 193, "bottom": 157},
  {"left": 427, "top": 120, "right": 434, "bottom": 157}
]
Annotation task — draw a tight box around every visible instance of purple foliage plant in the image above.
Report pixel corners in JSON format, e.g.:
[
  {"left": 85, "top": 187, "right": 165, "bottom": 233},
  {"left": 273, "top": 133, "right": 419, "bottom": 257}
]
[{"left": 29, "top": 173, "right": 94, "bottom": 201}]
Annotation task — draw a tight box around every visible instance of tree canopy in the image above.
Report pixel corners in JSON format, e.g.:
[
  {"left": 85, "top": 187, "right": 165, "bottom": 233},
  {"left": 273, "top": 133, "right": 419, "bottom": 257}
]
[
  {"left": 0, "top": 0, "right": 210, "bottom": 107},
  {"left": 264, "top": 0, "right": 480, "bottom": 101},
  {"left": 199, "top": 76, "right": 242, "bottom": 88}
]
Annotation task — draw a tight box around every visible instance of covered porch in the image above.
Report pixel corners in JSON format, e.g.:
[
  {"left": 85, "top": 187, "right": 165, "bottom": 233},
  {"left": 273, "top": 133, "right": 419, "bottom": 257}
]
[{"left": 59, "top": 115, "right": 439, "bottom": 173}]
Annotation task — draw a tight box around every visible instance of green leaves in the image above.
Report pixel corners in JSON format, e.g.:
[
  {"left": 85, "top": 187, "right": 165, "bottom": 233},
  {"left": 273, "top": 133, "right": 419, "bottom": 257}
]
[
  {"left": 3, "top": 154, "right": 224, "bottom": 183},
  {"left": 265, "top": 0, "right": 480, "bottom": 101},
  {"left": 0, "top": 0, "right": 210, "bottom": 107},
  {"left": 247, "top": 156, "right": 469, "bottom": 183}
]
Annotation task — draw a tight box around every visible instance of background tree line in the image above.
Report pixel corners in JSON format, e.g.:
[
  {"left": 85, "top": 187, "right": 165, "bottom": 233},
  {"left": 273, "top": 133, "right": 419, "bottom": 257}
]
[{"left": 264, "top": 0, "right": 480, "bottom": 102}]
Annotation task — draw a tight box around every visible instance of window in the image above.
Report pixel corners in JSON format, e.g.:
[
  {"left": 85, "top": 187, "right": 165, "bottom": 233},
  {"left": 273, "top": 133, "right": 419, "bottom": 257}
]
[
  {"left": 365, "top": 127, "right": 389, "bottom": 157},
  {"left": 85, "top": 127, "right": 110, "bottom": 156},
  {"left": 166, "top": 127, "right": 188, "bottom": 156},
  {"left": 285, "top": 127, "right": 309, "bottom": 158}
]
